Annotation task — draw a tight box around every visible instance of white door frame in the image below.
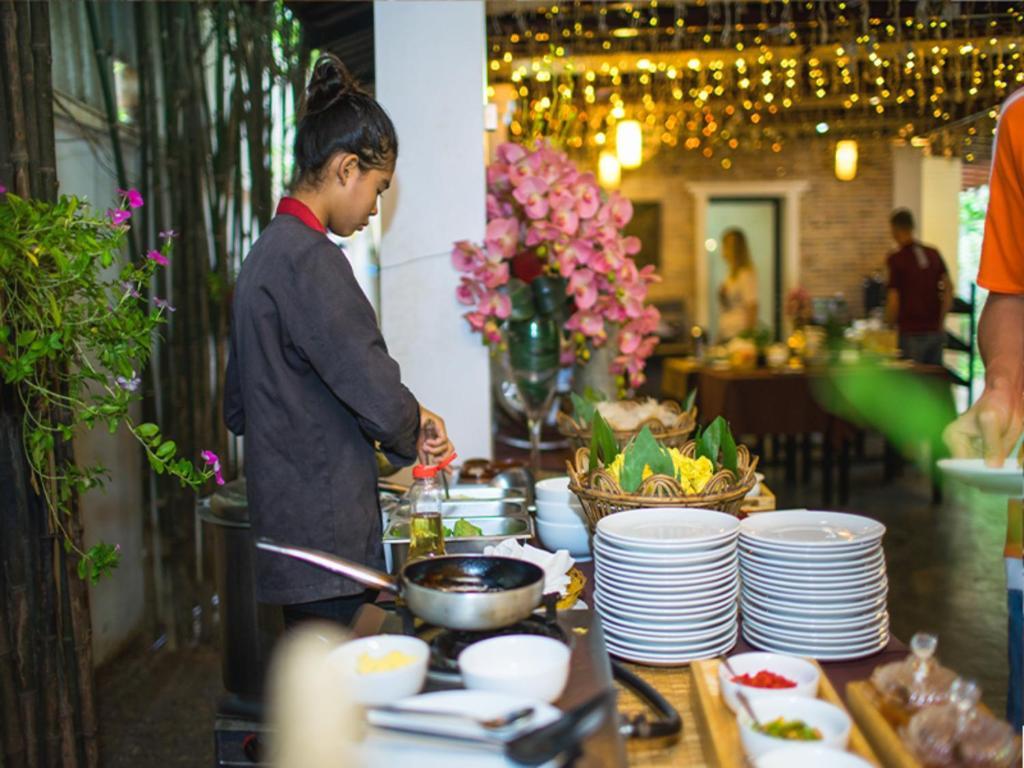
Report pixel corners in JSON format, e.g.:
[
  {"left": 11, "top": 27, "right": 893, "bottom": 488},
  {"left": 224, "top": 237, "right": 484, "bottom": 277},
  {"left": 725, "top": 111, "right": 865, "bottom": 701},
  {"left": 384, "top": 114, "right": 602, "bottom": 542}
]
[{"left": 686, "top": 180, "right": 809, "bottom": 329}]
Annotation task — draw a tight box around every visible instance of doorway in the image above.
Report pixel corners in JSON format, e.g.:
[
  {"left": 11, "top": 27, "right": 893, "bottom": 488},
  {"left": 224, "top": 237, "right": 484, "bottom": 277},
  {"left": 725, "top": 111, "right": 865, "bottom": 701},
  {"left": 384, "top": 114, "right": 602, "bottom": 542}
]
[{"left": 705, "top": 198, "right": 782, "bottom": 341}]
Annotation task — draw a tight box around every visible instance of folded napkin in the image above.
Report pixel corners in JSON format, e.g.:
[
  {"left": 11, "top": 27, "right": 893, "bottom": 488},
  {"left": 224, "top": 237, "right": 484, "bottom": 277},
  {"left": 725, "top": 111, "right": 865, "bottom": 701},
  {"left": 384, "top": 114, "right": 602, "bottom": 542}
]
[{"left": 482, "top": 539, "right": 574, "bottom": 596}]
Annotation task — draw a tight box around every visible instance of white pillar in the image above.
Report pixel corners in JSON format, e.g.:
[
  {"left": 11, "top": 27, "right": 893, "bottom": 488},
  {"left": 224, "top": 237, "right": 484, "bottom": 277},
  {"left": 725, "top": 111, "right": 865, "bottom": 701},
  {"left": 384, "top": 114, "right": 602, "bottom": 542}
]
[
  {"left": 892, "top": 146, "right": 962, "bottom": 286},
  {"left": 374, "top": 0, "right": 492, "bottom": 459}
]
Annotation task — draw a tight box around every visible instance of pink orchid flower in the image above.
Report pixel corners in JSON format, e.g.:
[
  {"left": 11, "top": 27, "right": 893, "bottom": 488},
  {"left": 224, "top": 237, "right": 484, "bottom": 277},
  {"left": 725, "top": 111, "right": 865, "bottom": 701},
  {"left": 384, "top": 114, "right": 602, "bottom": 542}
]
[
  {"left": 622, "top": 235, "right": 642, "bottom": 255},
  {"left": 451, "top": 241, "right": 484, "bottom": 272},
  {"left": 201, "top": 450, "right": 225, "bottom": 486},
  {"left": 512, "top": 177, "right": 549, "bottom": 219},
  {"left": 477, "top": 290, "right": 511, "bottom": 320},
  {"left": 456, "top": 278, "right": 482, "bottom": 306},
  {"left": 478, "top": 260, "right": 509, "bottom": 289},
  {"left": 146, "top": 249, "right": 169, "bottom": 266},
  {"left": 118, "top": 188, "right": 144, "bottom": 209},
  {"left": 550, "top": 207, "right": 580, "bottom": 237},
  {"left": 485, "top": 217, "right": 518, "bottom": 259},
  {"left": 487, "top": 164, "right": 510, "bottom": 189},
  {"left": 573, "top": 180, "right": 601, "bottom": 219},
  {"left": 547, "top": 187, "right": 576, "bottom": 212},
  {"left": 568, "top": 270, "right": 598, "bottom": 309},
  {"left": 524, "top": 220, "right": 564, "bottom": 247},
  {"left": 108, "top": 208, "right": 132, "bottom": 226},
  {"left": 555, "top": 239, "right": 595, "bottom": 277},
  {"left": 496, "top": 143, "right": 527, "bottom": 165},
  {"left": 464, "top": 311, "right": 487, "bottom": 331},
  {"left": 607, "top": 194, "right": 633, "bottom": 229},
  {"left": 486, "top": 193, "right": 505, "bottom": 219}
]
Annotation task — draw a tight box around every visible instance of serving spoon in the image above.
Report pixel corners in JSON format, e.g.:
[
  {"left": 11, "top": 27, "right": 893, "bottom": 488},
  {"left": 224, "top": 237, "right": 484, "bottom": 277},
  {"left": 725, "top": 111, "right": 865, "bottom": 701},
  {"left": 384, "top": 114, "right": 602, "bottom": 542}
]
[{"left": 718, "top": 655, "right": 763, "bottom": 730}]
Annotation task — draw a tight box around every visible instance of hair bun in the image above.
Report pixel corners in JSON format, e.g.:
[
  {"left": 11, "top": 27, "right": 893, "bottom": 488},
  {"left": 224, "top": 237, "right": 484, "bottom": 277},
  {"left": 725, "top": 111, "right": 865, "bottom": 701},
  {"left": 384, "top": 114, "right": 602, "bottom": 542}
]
[{"left": 305, "top": 54, "right": 361, "bottom": 115}]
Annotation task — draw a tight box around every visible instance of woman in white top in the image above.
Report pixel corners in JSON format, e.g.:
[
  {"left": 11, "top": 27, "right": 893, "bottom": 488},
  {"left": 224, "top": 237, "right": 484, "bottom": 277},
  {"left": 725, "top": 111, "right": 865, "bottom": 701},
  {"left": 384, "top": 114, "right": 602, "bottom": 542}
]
[{"left": 717, "top": 228, "right": 759, "bottom": 341}]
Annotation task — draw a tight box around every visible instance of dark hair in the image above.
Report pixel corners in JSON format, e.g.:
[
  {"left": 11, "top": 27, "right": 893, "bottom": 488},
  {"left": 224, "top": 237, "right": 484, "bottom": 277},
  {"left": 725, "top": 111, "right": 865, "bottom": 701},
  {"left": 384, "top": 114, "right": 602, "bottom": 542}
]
[
  {"left": 293, "top": 54, "right": 398, "bottom": 186},
  {"left": 890, "top": 208, "right": 915, "bottom": 231}
]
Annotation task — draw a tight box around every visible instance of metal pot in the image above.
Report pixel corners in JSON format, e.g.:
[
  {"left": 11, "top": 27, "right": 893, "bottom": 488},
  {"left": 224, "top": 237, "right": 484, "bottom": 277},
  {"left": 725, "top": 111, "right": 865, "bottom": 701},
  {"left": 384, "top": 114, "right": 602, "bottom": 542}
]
[{"left": 256, "top": 540, "right": 544, "bottom": 631}]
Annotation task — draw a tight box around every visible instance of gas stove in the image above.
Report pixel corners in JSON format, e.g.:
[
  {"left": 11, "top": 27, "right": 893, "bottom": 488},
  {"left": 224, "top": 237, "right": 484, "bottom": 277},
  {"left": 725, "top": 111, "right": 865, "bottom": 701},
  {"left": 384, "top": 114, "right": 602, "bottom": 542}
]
[{"left": 214, "top": 602, "right": 629, "bottom": 767}]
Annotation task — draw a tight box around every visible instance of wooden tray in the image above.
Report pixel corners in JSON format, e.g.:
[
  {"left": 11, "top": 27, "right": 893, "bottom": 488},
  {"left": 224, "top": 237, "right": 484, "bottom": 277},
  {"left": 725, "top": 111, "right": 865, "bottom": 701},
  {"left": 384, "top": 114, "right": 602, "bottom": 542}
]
[
  {"left": 691, "top": 658, "right": 881, "bottom": 767},
  {"left": 846, "top": 681, "right": 921, "bottom": 768}
]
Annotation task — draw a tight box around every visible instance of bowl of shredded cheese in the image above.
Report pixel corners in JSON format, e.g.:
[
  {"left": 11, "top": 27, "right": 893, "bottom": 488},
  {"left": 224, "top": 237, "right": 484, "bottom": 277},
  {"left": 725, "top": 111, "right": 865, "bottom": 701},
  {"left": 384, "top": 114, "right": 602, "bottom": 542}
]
[{"left": 329, "top": 635, "right": 429, "bottom": 705}]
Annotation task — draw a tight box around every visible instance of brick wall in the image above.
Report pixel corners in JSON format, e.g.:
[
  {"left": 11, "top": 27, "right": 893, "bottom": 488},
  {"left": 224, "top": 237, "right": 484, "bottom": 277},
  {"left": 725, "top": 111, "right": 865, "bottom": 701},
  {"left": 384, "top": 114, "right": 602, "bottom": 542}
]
[{"left": 619, "top": 136, "right": 895, "bottom": 321}]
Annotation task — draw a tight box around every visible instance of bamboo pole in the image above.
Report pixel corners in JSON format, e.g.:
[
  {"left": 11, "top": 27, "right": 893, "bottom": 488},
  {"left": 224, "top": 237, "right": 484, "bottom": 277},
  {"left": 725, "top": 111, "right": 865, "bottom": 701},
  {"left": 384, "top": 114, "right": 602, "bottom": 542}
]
[{"left": 1, "top": 0, "right": 30, "bottom": 197}]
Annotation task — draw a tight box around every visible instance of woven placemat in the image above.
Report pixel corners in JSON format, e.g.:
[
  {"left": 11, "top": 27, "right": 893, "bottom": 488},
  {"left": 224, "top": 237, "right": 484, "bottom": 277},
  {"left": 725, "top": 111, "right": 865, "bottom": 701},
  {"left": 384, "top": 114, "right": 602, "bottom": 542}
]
[{"left": 615, "top": 663, "right": 707, "bottom": 767}]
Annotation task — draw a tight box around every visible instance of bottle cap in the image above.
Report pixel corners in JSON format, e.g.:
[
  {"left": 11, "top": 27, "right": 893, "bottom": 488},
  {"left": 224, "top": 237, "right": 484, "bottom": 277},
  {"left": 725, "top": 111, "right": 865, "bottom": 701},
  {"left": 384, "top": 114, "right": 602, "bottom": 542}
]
[{"left": 412, "top": 464, "right": 440, "bottom": 479}]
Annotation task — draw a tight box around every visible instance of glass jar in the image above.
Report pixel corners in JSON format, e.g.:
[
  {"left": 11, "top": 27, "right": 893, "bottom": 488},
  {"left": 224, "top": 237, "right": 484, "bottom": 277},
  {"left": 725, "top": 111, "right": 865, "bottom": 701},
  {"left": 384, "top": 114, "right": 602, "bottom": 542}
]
[
  {"left": 872, "top": 632, "right": 956, "bottom": 724},
  {"left": 407, "top": 463, "right": 446, "bottom": 561}
]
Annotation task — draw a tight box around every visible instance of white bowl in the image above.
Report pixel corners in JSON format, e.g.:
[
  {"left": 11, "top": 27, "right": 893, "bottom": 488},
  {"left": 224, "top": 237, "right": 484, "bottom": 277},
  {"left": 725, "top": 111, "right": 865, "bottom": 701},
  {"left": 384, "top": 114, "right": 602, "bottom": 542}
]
[
  {"left": 536, "top": 517, "right": 591, "bottom": 559},
  {"left": 458, "top": 635, "right": 571, "bottom": 703},
  {"left": 718, "top": 652, "right": 820, "bottom": 713},
  {"left": 535, "top": 476, "right": 572, "bottom": 503},
  {"left": 536, "top": 499, "right": 585, "bottom": 524},
  {"left": 755, "top": 745, "right": 874, "bottom": 768},
  {"left": 737, "top": 696, "right": 851, "bottom": 759},
  {"left": 329, "top": 635, "right": 429, "bottom": 705},
  {"left": 746, "top": 472, "right": 767, "bottom": 499}
]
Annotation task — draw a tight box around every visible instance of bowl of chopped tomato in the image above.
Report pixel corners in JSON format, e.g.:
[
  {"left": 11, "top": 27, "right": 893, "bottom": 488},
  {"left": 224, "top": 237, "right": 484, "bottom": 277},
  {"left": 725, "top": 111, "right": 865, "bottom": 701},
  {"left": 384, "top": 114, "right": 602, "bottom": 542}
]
[{"left": 719, "top": 652, "right": 819, "bottom": 714}]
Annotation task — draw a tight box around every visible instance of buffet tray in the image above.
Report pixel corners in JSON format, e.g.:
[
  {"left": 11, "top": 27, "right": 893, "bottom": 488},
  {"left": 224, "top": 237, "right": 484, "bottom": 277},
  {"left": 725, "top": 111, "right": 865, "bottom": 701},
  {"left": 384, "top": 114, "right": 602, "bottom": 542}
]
[
  {"left": 739, "top": 484, "right": 776, "bottom": 516},
  {"left": 845, "top": 682, "right": 922, "bottom": 768},
  {"left": 690, "top": 658, "right": 881, "bottom": 768}
]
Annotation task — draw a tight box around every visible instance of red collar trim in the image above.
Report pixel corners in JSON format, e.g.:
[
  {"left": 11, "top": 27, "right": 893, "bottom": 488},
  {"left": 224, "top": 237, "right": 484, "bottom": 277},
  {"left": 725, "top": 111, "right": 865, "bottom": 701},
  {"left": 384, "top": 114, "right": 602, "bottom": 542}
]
[{"left": 276, "top": 197, "right": 327, "bottom": 234}]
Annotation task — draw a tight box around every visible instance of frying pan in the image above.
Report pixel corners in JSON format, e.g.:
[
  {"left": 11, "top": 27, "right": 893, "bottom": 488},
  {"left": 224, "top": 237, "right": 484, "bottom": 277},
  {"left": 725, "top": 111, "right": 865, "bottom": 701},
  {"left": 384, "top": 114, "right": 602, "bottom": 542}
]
[{"left": 256, "top": 539, "right": 545, "bottom": 631}]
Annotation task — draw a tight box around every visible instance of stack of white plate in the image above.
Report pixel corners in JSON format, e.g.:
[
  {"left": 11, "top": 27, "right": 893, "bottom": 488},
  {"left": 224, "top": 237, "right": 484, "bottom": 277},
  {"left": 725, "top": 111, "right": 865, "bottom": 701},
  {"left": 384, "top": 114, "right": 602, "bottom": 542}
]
[
  {"left": 738, "top": 511, "right": 890, "bottom": 661},
  {"left": 592, "top": 508, "right": 740, "bottom": 666}
]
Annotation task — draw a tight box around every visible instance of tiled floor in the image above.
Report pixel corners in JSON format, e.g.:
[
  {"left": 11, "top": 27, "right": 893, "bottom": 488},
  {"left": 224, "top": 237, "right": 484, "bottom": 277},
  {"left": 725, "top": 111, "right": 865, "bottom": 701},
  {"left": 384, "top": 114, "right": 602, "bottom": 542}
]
[{"left": 96, "top": 457, "right": 1013, "bottom": 764}]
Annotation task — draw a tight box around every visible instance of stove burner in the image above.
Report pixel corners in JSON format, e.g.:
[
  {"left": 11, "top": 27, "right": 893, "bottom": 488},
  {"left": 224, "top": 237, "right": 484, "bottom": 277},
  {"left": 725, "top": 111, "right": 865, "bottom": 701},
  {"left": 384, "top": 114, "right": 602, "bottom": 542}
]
[{"left": 424, "top": 615, "right": 570, "bottom": 673}]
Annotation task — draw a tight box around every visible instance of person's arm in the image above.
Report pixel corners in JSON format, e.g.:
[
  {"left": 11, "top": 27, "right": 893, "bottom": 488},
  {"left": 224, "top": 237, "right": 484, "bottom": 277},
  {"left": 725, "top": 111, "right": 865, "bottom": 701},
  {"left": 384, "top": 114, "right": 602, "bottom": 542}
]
[
  {"left": 224, "top": 328, "right": 245, "bottom": 436},
  {"left": 945, "top": 293, "right": 1024, "bottom": 463},
  {"left": 287, "top": 241, "right": 424, "bottom": 465}
]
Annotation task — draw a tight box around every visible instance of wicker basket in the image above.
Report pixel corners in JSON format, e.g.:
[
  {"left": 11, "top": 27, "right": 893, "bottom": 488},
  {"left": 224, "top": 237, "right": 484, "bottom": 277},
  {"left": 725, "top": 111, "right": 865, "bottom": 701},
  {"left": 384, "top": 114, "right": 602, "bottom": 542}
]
[
  {"left": 556, "top": 399, "right": 697, "bottom": 451},
  {"left": 566, "top": 441, "right": 759, "bottom": 531}
]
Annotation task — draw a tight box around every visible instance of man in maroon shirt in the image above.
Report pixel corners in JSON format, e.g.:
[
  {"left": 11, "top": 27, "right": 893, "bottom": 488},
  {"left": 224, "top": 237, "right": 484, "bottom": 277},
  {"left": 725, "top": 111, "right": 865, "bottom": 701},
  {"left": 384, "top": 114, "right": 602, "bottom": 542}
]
[{"left": 885, "top": 208, "right": 953, "bottom": 365}]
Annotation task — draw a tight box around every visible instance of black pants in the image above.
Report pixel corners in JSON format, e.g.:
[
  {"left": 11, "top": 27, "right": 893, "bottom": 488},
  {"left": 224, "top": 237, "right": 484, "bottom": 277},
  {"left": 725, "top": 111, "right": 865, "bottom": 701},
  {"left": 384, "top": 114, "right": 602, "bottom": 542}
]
[{"left": 281, "top": 590, "right": 378, "bottom": 630}]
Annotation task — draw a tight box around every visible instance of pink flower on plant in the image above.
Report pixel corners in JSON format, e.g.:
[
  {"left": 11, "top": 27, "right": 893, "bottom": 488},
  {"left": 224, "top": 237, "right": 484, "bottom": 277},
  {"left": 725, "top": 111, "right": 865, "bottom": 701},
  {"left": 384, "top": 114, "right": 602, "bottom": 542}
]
[
  {"left": 497, "top": 143, "right": 527, "bottom": 165},
  {"left": 525, "top": 220, "right": 564, "bottom": 247},
  {"left": 0, "top": 183, "right": 6, "bottom": 195},
  {"left": 479, "top": 260, "right": 509, "bottom": 289},
  {"left": 153, "top": 297, "right": 176, "bottom": 312},
  {"left": 477, "top": 290, "right": 511, "bottom": 320},
  {"left": 159, "top": 228, "right": 178, "bottom": 240},
  {"left": 485, "top": 218, "right": 518, "bottom": 259},
  {"left": 118, "top": 188, "right": 144, "bottom": 209},
  {"left": 622, "top": 235, "right": 642, "bottom": 255},
  {"left": 568, "top": 270, "right": 598, "bottom": 310},
  {"left": 146, "top": 249, "right": 169, "bottom": 266},
  {"left": 550, "top": 207, "right": 580, "bottom": 237},
  {"left": 451, "top": 241, "right": 484, "bottom": 272},
  {"left": 201, "top": 450, "right": 225, "bottom": 486},
  {"left": 607, "top": 194, "right": 634, "bottom": 228},
  {"left": 456, "top": 278, "right": 481, "bottom": 306},
  {"left": 121, "top": 281, "right": 141, "bottom": 299},
  {"left": 464, "top": 312, "right": 487, "bottom": 331},
  {"left": 572, "top": 176, "right": 601, "bottom": 219},
  {"left": 512, "top": 177, "right": 549, "bottom": 219},
  {"left": 108, "top": 208, "right": 132, "bottom": 226},
  {"left": 548, "top": 187, "right": 576, "bottom": 212}
]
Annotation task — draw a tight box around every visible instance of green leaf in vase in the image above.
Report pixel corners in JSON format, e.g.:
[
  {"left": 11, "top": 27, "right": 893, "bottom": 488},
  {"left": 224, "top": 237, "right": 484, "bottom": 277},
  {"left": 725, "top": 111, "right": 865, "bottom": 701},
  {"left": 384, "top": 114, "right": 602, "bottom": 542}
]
[
  {"left": 588, "top": 409, "right": 619, "bottom": 474},
  {"left": 620, "top": 427, "right": 674, "bottom": 493},
  {"left": 583, "top": 386, "right": 608, "bottom": 403},
  {"left": 719, "top": 422, "right": 738, "bottom": 476},
  {"left": 503, "top": 278, "right": 536, "bottom": 322},
  {"left": 531, "top": 275, "right": 567, "bottom": 316},
  {"left": 697, "top": 417, "right": 724, "bottom": 467},
  {"left": 570, "top": 392, "right": 596, "bottom": 426}
]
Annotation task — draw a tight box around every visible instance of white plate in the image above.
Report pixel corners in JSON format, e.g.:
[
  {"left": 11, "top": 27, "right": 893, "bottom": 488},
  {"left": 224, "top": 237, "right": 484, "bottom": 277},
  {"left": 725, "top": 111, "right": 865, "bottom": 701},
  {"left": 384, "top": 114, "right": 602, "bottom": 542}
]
[
  {"left": 754, "top": 745, "right": 875, "bottom": 768},
  {"left": 597, "top": 558, "right": 737, "bottom": 584},
  {"left": 742, "top": 625, "right": 890, "bottom": 661},
  {"left": 740, "top": 547, "right": 884, "bottom": 573},
  {"left": 938, "top": 457, "right": 1024, "bottom": 497},
  {"left": 739, "top": 563, "right": 887, "bottom": 588},
  {"left": 596, "top": 508, "right": 740, "bottom": 547},
  {"left": 740, "top": 591, "right": 888, "bottom": 618},
  {"left": 593, "top": 544, "right": 737, "bottom": 569},
  {"left": 361, "top": 690, "right": 560, "bottom": 768},
  {"left": 595, "top": 577, "right": 739, "bottom": 602},
  {"left": 596, "top": 570, "right": 738, "bottom": 595},
  {"left": 739, "top": 541, "right": 883, "bottom": 562},
  {"left": 743, "top": 616, "right": 889, "bottom": 646},
  {"left": 741, "top": 575, "right": 887, "bottom": 603},
  {"left": 594, "top": 587, "right": 739, "bottom": 614},
  {"left": 603, "top": 617, "right": 736, "bottom": 645},
  {"left": 740, "top": 599, "right": 889, "bottom": 631},
  {"left": 740, "top": 511, "right": 885, "bottom": 547},
  {"left": 605, "top": 629, "right": 738, "bottom": 666},
  {"left": 597, "top": 600, "right": 736, "bottom": 628}
]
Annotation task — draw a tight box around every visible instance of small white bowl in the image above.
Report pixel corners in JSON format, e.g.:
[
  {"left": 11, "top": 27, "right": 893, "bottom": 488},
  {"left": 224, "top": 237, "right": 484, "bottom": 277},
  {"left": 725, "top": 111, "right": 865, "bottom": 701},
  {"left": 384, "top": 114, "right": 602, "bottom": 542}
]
[
  {"left": 737, "top": 696, "right": 851, "bottom": 760},
  {"left": 719, "top": 652, "right": 820, "bottom": 713},
  {"left": 329, "top": 635, "right": 429, "bottom": 705},
  {"left": 746, "top": 472, "right": 767, "bottom": 499},
  {"left": 535, "top": 517, "right": 591, "bottom": 559},
  {"left": 755, "top": 745, "right": 873, "bottom": 768},
  {"left": 535, "top": 499, "right": 585, "bottom": 524},
  {"left": 458, "top": 635, "right": 571, "bottom": 703},
  {"left": 534, "top": 476, "right": 572, "bottom": 504}
]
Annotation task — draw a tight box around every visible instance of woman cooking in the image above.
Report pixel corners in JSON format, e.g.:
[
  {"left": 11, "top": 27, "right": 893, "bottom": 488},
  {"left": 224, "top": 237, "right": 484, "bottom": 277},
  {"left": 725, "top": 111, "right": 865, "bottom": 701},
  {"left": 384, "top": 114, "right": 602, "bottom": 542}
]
[{"left": 224, "top": 55, "right": 453, "bottom": 628}]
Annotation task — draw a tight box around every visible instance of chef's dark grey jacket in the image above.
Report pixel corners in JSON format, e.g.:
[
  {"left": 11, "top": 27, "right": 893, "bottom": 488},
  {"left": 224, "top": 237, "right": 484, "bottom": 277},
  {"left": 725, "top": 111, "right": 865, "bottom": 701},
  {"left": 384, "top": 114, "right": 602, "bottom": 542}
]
[{"left": 224, "top": 207, "right": 420, "bottom": 604}]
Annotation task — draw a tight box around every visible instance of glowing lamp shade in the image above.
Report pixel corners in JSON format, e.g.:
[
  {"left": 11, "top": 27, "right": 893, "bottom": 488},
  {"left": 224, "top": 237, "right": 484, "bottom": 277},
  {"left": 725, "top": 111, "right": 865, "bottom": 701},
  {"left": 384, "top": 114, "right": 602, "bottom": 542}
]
[
  {"left": 835, "top": 139, "right": 858, "bottom": 181},
  {"left": 598, "top": 150, "right": 621, "bottom": 188},
  {"left": 616, "top": 120, "right": 643, "bottom": 170}
]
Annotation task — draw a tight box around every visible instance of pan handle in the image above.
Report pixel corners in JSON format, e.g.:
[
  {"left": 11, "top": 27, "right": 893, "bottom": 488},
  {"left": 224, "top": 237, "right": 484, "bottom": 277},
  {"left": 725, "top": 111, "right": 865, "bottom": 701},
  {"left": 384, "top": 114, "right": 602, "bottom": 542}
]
[{"left": 256, "top": 538, "right": 399, "bottom": 594}]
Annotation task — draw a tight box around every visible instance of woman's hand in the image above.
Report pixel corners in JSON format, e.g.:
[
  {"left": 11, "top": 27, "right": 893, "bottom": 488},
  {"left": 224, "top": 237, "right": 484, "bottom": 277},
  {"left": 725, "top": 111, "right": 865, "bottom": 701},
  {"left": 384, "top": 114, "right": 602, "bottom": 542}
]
[{"left": 418, "top": 407, "right": 454, "bottom": 466}]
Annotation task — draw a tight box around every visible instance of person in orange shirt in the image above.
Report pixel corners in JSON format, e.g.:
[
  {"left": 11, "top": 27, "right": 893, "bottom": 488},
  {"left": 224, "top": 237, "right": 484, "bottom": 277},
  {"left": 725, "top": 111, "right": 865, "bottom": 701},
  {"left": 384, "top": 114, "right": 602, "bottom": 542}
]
[{"left": 945, "top": 88, "right": 1024, "bottom": 728}]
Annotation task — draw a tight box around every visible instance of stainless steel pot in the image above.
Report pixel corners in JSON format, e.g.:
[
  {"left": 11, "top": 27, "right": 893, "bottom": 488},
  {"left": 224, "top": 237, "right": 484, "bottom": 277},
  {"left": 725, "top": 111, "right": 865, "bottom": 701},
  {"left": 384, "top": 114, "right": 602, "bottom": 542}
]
[{"left": 256, "top": 540, "right": 545, "bottom": 631}]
